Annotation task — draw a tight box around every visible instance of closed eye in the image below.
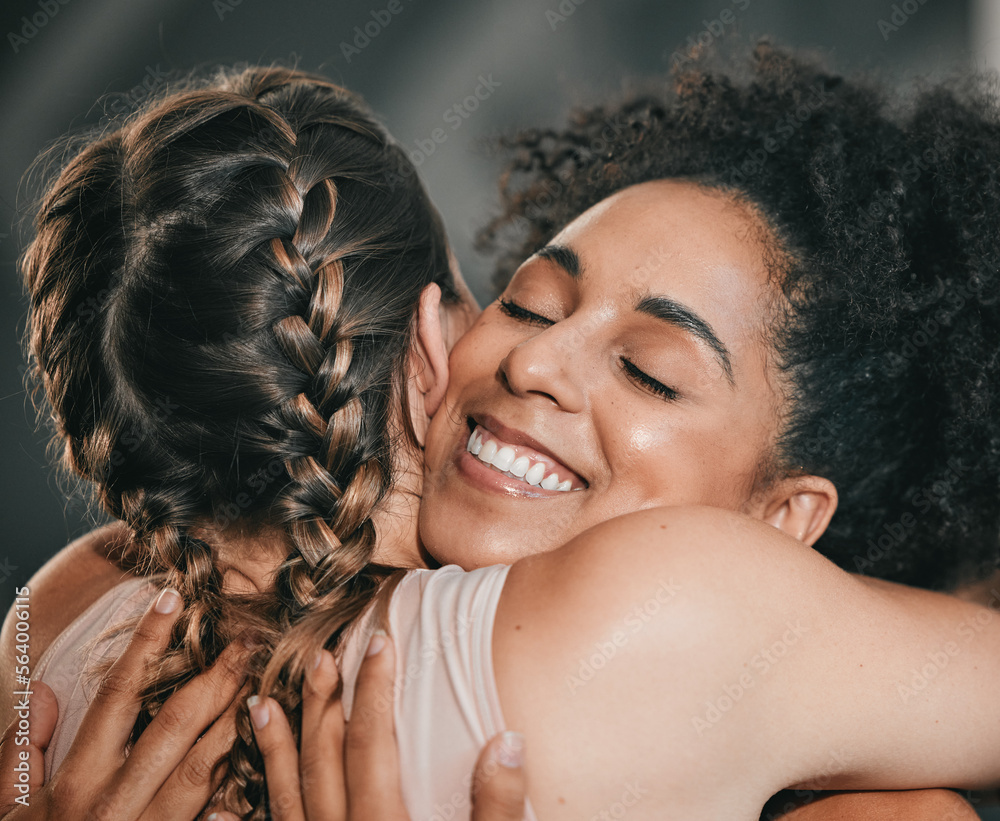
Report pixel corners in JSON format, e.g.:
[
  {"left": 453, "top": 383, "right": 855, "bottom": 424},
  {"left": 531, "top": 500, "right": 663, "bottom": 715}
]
[
  {"left": 621, "top": 358, "right": 679, "bottom": 401},
  {"left": 498, "top": 298, "right": 554, "bottom": 327}
]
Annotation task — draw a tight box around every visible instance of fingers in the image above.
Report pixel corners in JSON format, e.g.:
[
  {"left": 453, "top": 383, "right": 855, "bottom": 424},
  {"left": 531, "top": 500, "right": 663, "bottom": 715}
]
[
  {"left": 71, "top": 586, "right": 184, "bottom": 768},
  {"left": 145, "top": 684, "right": 246, "bottom": 821},
  {"left": 0, "top": 681, "right": 58, "bottom": 815},
  {"left": 344, "top": 631, "right": 407, "bottom": 820},
  {"left": 299, "top": 650, "right": 346, "bottom": 821},
  {"left": 108, "top": 638, "right": 251, "bottom": 816},
  {"left": 248, "top": 695, "right": 305, "bottom": 821},
  {"left": 471, "top": 733, "right": 527, "bottom": 821}
]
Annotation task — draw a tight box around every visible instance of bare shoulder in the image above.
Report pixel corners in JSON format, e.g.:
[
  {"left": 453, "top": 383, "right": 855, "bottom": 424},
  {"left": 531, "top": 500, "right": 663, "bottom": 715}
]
[
  {"left": 0, "top": 522, "right": 138, "bottom": 730},
  {"left": 492, "top": 506, "right": 807, "bottom": 818},
  {"left": 492, "top": 505, "right": 1000, "bottom": 816}
]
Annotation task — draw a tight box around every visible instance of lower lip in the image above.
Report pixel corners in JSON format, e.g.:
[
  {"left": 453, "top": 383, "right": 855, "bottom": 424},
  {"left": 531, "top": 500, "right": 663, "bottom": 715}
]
[{"left": 456, "top": 449, "right": 571, "bottom": 499}]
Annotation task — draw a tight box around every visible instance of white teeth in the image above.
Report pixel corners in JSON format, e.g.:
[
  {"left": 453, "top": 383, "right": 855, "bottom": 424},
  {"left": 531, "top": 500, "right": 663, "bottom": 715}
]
[
  {"left": 491, "top": 446, "right": 516, "bottom": 472},
  {"left": 509, "top": 456, "right": 530, "bottom": 478},
  {"left": 540, "top": 473, "right": 560, "bottom": 491},
  {"left": 524, "top": 462, "right": 546, "bottom": 486},
  {"left": 467, "top": 428, "right": 579, "bottom": 492},
  {"left": 478, "top": 439, "right": 498, "bottom": 464}
]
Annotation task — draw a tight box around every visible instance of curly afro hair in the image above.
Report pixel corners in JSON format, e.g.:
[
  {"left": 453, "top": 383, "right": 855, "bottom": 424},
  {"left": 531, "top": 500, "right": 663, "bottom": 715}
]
[{"left": 478, "top": 40, "right": 1000, "bottom": 590}]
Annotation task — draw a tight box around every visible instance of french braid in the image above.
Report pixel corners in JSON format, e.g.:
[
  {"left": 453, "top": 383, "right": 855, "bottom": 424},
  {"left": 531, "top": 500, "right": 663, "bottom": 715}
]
[{"left": 22, "top": 65, "right": 459, "bottom": 816}]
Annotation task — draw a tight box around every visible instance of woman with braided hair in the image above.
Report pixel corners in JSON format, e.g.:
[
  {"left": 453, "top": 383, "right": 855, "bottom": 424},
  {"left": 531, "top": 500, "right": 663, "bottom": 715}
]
[
  {"left": 5, "top": 41, "right": 1000, "bottom": 820},
  {"left": 2, "top": 63, "right": 486, "bottom": 817}
]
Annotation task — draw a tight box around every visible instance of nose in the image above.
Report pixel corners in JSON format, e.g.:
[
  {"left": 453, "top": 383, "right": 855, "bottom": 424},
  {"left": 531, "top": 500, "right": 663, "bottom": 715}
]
[{"left": 497, "top": 324, "right": 588, "bottom": 412}]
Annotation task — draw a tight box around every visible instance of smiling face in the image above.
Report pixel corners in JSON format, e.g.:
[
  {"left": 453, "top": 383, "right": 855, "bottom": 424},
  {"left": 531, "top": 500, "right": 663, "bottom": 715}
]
[{"left": 419, "top": 179, "right": 793, "bottom": 567}]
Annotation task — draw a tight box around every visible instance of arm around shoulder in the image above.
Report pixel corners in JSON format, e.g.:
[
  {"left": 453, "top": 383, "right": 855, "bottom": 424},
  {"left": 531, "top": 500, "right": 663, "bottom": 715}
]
[{"left": 492, "top": 506, "right": 1000, "bottom": 820}]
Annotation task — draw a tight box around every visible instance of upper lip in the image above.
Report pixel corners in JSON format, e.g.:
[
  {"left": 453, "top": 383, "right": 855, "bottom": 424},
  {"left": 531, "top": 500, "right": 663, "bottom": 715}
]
[{"left": 470, "top": 413, "right": 589, "bottom": 487}]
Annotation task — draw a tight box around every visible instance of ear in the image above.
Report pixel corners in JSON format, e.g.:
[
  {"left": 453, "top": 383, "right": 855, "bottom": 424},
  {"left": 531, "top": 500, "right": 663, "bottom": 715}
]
[
  {"left": 406, "top": 284, "right": 450, "bottom": 444},
  {"left": 756, "top": 475, "right": 838, "bottom": 546}
]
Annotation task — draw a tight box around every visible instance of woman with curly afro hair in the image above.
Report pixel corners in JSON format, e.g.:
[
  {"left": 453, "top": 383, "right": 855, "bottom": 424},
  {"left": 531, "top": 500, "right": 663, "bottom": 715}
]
[
  {"left": 473, "top": 39, "right": 1000, "bottom": 596},
  {"left": 5, "top": 40, "right": 1000, "bottom": 821}
]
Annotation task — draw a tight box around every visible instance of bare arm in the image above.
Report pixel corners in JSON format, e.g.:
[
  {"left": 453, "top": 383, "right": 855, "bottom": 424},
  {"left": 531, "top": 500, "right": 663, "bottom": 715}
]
[{"left": 494, "top": 506, "right": 1000, "bottom": 819}]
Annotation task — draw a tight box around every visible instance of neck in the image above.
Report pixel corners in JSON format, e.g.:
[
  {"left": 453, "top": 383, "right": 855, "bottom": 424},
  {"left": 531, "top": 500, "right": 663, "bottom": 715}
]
[
  {"left": 190, "top": 522, "right": 290, "bottom": 594},
  {"left": 370, "top": 457, "right": 431, "bottom": 569}
]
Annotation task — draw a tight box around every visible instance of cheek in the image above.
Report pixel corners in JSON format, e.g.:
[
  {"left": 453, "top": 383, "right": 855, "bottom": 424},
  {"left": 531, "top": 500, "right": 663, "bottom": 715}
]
[
  {"left": 601, "top": 412, "right": 763, "bottom": 510},
  {"left": 444, "top": 318, "right": 507, "bottom": 397}
]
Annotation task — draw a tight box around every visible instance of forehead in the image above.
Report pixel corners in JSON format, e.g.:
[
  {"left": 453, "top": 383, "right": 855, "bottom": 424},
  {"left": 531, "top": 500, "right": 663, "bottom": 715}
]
[{"left": 550, "top": 180, "right": 777, "bottom": 347}]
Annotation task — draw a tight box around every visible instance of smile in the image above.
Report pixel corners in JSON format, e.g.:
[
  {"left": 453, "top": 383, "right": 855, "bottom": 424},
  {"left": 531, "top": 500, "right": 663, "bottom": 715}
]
[{"left": 465, "top": 425, "right": 585, "bottom": 492}]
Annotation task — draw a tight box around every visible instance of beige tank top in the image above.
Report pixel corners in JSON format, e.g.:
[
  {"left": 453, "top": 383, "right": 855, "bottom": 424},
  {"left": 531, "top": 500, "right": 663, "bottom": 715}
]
[{"left": 36, "top": 565, "right": 537, "bottom": 821}]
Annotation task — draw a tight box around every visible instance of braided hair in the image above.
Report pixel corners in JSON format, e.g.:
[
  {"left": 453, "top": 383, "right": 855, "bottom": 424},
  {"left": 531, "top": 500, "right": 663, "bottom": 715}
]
[
  {"left": 479, "top": 40, "right": 1000, "bottom": 591},
  {"left": 22, "top": 65, "right": 458, "bottom": 814}
]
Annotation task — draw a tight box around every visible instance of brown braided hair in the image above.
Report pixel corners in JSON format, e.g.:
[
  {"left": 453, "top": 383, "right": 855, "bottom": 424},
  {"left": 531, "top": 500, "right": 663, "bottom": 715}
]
[{"left": 21, "top": 65, "right": 459, "bottom": 815}]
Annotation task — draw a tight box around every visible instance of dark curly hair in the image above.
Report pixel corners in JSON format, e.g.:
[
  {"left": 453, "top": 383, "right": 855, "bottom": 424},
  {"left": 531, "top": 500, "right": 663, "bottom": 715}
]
[
  {"left": 22, "top": 65, "right": 457, "bottom": 815},
  {"left": 479, "top": 40, "right": 1000, "bottom": 590}
]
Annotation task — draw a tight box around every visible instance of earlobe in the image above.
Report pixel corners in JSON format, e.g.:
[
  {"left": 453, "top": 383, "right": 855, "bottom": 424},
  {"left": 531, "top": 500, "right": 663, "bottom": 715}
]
[{"left": 760, "top": 475, "right": 838, "bottom": 545}]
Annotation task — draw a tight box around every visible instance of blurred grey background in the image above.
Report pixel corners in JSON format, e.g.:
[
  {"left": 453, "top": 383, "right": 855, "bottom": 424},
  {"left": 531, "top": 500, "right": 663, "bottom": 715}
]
[
  {"left": 1, "top": 0, "right": 998, "bottom": 814},
  {"left": 0, "top": 0, "right": 993, "bottom": 605}
]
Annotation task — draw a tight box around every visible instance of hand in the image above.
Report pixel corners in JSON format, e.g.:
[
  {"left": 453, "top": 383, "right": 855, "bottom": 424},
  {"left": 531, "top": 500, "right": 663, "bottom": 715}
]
[
  {"left": 0, "top": 587, "right": 251, "bottom": 820},
  {"left": 225, "top": 632, "right": 527, "bottom": 820}
]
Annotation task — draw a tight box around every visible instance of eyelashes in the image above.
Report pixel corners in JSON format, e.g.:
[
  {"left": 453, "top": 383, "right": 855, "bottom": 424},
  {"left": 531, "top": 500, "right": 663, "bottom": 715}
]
[
  {"left": 498, "top": 297, "right": 553, "bottom": 326},
  {"left": 620, "top": 358, "right": 679, "bottom": 401},
  {"left": 498, "top": 296, "right": 680, "bottom": 402}
]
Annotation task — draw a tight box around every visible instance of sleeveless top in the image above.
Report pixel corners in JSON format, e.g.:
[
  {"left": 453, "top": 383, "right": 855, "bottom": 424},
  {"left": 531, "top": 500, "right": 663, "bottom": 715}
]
[{"left": 35, "top": 565, "right": 537, "bottom": 821}]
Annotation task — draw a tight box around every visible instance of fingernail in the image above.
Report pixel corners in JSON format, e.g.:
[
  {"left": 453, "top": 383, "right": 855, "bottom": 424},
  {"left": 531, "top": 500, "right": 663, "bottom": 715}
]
[
  {"left": 495, "top": 731, "right": 524, "bottom": 768},
  {"left": 154, "top": 588, "right": 181, "bottom": 614},
  {"left": 207, "top": 815, "right": 219, "bottom": 821},
  {"left": 366, "top": 629, "right": 387, "bottom": 657},
  {"left": 313, "top": 650, "right": 324, "bottom": 669},
  {"left": 247, "top": 694, "right": 269, "bottom": 730}
]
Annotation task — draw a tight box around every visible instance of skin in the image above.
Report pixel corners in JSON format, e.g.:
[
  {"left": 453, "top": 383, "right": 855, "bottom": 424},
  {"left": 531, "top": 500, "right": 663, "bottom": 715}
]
[
  {"left": 0, "top": 181, "right": 987, "bottom": 818},
  {"left": 420, "top": 181, "right": 837, "bottom": 571}
]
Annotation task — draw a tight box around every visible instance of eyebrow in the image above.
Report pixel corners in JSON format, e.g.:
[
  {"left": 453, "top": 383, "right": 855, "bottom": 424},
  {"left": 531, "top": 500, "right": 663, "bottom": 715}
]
[
  {"left": 535, "top": 244, "right": 581, "bottom": 277},
  {"left": 534, "top": 242, "right": 734, "bottom": 385},
  {"left": 636, "top": 296, "right": 734, "bottom": 385}
]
